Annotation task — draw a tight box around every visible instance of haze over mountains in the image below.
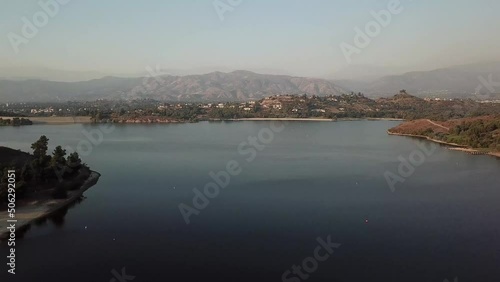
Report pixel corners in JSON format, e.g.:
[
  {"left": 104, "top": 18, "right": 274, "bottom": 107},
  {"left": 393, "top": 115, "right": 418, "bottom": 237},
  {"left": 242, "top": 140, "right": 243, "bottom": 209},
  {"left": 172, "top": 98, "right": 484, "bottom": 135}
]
[
  {"left": 0, "top": 70, "right": 347, "bottom": 102},
  {"left": 337, "top": 62, "right": 500, "bottom": 97},
  {"left": 0, "top": 62, "right": 499, "bottom": 102}
]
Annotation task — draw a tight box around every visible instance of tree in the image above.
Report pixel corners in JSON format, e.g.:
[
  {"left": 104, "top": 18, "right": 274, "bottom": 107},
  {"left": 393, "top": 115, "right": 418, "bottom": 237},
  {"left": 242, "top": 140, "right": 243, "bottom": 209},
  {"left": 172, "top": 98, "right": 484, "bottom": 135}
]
[
  {"left": 50, "top": 146, "right": 67, "bottom": 168},
  {"left": 67, "top": 152, "right": 82, "bottom": 169},
  {"left": 31, "top": 135, "right": 49, "bottom": 159},
  {"left": 20, "top": 163, "right": 33, "bottom": 182}
]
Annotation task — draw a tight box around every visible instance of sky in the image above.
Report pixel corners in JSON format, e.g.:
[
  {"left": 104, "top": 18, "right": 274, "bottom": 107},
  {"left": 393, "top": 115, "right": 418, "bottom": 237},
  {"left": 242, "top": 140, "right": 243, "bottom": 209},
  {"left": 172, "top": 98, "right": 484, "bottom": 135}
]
[{"left": 1, "top": 0, "right": 500, "bottom": 79}]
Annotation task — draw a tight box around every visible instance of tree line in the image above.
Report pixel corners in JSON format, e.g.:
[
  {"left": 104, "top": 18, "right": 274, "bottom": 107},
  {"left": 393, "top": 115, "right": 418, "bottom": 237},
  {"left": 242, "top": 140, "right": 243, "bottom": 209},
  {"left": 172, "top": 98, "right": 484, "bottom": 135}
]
[
  {"left": 0, "top": 136, "right": 90, "bottom": 203},
  {"left": 446, "top": 119, "right": 500, "bottom": 149},
  {"left": 0, "top": 118, "right": 33, "bottom": 126}
]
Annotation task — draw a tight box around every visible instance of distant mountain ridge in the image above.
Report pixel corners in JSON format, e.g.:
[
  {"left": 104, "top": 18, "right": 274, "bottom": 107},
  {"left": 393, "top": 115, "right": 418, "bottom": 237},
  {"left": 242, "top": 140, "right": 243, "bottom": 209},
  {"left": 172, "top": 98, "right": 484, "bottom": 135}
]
[
  {"left": 335, "top": 62, "right": 500, "bottom": 98},
  {"left": 2, "top": 62, "right": 500, "bottom": 102},
  {"left": 0, "top": 70, "right": 348, "bottom": 102}
]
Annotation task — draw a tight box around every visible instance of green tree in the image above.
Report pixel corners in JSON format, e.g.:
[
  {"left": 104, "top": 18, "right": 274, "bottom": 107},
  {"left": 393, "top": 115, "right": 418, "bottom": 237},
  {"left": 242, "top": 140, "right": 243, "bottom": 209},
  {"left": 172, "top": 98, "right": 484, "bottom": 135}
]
[
  {"left": 50, "top": 146, "right": 67, "bottom": 167},
  {"left": 31, "top": 135, "right": 49, "bottom": 159},
  {"left": 67, "top": 152, "right": 82, "bottom": 169},
  {"left": 20, "top": 163, "right": 33, "bottom": 182}
]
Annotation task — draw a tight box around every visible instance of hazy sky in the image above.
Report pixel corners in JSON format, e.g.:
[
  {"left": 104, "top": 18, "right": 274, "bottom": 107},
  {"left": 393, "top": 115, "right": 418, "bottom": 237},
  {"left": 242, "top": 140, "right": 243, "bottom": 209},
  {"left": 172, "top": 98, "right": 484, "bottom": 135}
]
[{"left": 1, "top": 0, "right": 500, "bottom": 78}]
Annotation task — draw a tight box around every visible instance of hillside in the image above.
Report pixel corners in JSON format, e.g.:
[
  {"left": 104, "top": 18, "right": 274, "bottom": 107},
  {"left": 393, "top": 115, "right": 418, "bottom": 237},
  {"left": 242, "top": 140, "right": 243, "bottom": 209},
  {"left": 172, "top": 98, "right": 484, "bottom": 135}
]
[
  {"left": 336, "top": 62, "right": 500, "bottom": 98},
  {"left": 3, "top": 62, "right": 500, "bottom": 101},
  {"left": 389, "top": 116, "right": 500, "bottom": 151},
  {"left": 0, "top": 71, "right": 348, "bottom": 102},
  {"left": 0, "top": 147, "right": 33, "bottom": 167},
  {"left": 83, "top": 90, "right": 500, "bottom": 123}
]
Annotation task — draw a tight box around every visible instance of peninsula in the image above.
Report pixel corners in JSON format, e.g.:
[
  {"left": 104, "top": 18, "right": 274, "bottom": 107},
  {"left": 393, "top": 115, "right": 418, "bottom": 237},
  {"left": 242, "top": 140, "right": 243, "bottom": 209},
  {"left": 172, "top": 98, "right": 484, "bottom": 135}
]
[
  {"left": 388, "top": 117, "right": 500, "bottom": 158},
  {"left": 0, "top": 136, "right": 100, "bottom": 238}
]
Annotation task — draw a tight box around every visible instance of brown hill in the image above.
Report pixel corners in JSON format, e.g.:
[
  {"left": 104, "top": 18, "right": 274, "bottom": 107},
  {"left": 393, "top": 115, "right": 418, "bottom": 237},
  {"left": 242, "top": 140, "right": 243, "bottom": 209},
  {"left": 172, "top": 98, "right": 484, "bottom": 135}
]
[{"left": 0, "top": 71, "right": 349, "bottom": 102}]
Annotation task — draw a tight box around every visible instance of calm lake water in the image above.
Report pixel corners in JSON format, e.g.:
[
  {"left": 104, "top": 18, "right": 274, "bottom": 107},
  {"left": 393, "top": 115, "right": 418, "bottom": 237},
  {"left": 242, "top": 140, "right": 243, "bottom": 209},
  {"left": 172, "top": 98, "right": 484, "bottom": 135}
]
[{"left": 1, "top": 121, "right": 500, "bottom": 282}]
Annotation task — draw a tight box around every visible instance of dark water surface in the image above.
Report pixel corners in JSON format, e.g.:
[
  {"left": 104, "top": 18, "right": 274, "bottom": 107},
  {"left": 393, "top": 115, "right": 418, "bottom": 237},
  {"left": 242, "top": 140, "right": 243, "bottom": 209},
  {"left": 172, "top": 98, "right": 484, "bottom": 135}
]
[{"left": 1, "top": 121, "right": 499, "bottom": 282}]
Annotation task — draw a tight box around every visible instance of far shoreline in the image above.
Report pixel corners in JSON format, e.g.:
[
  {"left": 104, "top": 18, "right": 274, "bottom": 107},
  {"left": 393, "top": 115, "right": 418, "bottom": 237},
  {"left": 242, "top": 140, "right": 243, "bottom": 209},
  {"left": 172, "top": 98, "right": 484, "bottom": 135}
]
[
  {"left": 226, "top": 118, "right": 335, "bottom": 122},
  {"left": 1, "top": 116, "right": 405, "bottom": 125},
  {"left": 0, "top": 116, "right": 92, "bottom": 125},
  {"left": 229, "top": 117, "right": 405, "bottom": 122}
]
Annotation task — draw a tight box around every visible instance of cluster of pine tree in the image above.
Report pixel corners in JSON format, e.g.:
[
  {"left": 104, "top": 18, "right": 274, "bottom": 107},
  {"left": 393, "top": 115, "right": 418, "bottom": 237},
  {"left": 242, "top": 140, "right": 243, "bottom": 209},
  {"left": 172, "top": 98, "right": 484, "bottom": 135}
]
[{"left": 0, "top": 136, "right": 90, "bottom": 203}]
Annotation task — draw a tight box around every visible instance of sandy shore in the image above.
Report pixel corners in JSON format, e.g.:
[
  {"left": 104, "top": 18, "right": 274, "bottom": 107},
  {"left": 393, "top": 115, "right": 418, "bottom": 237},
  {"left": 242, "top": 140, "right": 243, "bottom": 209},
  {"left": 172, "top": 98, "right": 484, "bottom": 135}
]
[
  {"left": 0, "top": 171, "right": 100, "bottom": 239},
  {"left": 449, "top": 148, "right": 500, "bottom": 158},
  {"left": 388, "top": 131, "right": 500, "bottom": 158},
  {"left": 449, "top": 148, "right": 481, "bottom": 153},
  {"left": 349, "top": 118, "right": 405, "bottom": 121},
  {"left": 233, "top": 118, "right": 404, "bottom": 122},
  {"left": 29, "top": 116, "right": 91, "bottom": 124},
  {"left": 387, "top": 131, "right": 467, "bottom": 147},
  {"left": 231, "top": 118, "right": 335, "bottom": 122},
  {"left": 488, "top": 152, "right": 500, "bottom": 158}
]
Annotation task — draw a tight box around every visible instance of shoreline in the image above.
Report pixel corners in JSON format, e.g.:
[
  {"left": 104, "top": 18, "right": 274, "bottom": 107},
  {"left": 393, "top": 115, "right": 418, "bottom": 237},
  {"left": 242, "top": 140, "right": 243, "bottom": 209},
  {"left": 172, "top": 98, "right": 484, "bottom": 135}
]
[
  {"left": 230, "top": 118, "right": 404, "bottom": 122},
  {"left": 0, "top": 116, "right": 92, "bottom": 125},
  {"left": 387, "top": 131, "right": 467, "bottom": 147},
  {"left": 113, "top": 117, "right": 405, "bottom": 123},
  {"left": 4, "top": 116, "right": 405, "bottom": 125},
  {"left": 343, "top": 118, "right": 405, "bottom": 121},
  {"left": 448, "top": 147, "right": 500, "bottom": 158},
  {"left": 388, "top": 131, "right": 500, "bottom": 158},
  {"left": 0, "top": 171, "right": 101, "bottom": 240},
  {"left": 226, "top": 118, "right": 335, "bottom": 122}
]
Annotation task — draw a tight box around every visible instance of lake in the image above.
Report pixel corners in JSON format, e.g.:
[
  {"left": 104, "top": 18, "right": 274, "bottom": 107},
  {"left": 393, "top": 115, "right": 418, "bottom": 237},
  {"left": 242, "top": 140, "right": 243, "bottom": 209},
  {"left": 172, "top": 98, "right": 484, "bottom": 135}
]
[{"left": 1, "top": 121, "right": 500, "bottom": 282}]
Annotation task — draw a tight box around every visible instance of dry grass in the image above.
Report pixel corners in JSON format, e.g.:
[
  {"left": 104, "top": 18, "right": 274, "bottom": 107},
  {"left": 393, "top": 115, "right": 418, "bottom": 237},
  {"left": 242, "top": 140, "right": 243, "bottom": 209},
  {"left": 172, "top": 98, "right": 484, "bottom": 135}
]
[{"left": 389, "top": 119, "right": 449, "bottom": 135}]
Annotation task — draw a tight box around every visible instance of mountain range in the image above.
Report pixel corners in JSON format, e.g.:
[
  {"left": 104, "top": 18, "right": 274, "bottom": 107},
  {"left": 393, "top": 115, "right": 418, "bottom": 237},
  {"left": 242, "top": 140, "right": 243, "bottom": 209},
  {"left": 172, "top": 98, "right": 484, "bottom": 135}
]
[
  {"left": 0, "top": 62, "right": 499, "bottom": 102},
  {"left": 336, "top": 62, "right": 500, "bottom": 98},
  {"left": 0, "top": 70, "right": 347, "bottom": 102}
]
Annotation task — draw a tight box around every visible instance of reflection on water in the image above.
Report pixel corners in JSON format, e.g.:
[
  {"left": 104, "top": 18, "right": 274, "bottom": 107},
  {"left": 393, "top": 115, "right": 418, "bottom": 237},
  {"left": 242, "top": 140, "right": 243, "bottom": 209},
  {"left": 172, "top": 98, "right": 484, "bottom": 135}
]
[{"left": 15, "top": 196, "right": 86, "bottom": 240}]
